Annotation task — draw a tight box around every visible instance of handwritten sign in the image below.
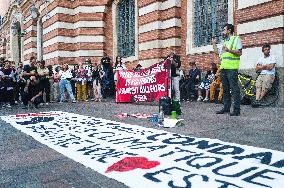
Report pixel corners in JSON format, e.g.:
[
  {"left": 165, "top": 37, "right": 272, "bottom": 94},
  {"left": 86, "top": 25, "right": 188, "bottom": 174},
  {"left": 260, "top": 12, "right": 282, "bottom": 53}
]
[{"left": 116, "top": 60, "right": 171, "bottom": 102}]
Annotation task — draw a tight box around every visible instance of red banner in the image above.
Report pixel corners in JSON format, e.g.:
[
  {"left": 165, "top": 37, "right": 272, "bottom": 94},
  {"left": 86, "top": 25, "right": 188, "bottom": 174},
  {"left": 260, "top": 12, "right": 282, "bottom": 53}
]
[{"left": 116, "top": 60, "right": 171, "bottom": 103}]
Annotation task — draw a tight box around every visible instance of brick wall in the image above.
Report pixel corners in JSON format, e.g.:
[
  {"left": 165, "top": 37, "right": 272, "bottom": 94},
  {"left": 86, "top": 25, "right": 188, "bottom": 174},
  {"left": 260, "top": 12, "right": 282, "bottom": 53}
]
[{"left": 0, "top": 0, "right": 283, "bottom": 69}]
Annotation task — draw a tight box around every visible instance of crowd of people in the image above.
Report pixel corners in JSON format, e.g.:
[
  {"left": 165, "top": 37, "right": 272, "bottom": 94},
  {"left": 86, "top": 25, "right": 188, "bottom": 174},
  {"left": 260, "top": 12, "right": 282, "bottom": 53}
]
[
  {"left": 0, "top": 52, "right": 221, "bottom": 110},
  {"left": 0, "top": 24, "right": 277, "bottom": 116},
  {"left": 0, "top": 54, "right": 135, "bottom": 109}
]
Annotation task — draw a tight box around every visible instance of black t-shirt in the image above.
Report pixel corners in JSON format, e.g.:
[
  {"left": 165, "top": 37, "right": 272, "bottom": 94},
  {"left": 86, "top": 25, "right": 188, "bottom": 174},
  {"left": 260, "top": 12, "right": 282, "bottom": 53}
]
[
  {"left": 23, "top": 65, "right": 37, "bottom": 80},
  {"left": 0, "top": 68, "right": 14, "bottom": 86},
  {"left": 164, "top": 54, "right": 181, "bottom": 77},
  {"left": 28, "top": 81, "right": 43, "bottom": 97},
  {"left": 188, "top": 68, "right": 201, "bottom": 84},
  {"left": 167, "top": 54, "right": 181, "bottom": 77}
]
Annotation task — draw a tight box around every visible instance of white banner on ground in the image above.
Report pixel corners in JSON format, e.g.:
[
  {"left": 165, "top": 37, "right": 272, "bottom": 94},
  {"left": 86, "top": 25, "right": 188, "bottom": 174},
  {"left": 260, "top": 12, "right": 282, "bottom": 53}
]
[{"left": 1, "top": 111, "right": 284, "bottom": 188}]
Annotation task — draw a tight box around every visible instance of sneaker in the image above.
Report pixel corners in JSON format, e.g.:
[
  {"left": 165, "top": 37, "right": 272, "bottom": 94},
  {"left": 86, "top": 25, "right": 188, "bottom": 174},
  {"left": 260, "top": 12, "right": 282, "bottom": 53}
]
[
  {"left": 72, "top": 100, "right": 77, "bottom": 103},
  {"left": 45, "top": 103, "right": 49, "bottom": 106},
  {"left": 6, "top": 104, "right": 12, "bottom": 108},
  {"left": 203, "top": 98, "right": 209, "bottom": 102},
  {"left": 197, "top": 96, "right": 203, "bottom": 102}
]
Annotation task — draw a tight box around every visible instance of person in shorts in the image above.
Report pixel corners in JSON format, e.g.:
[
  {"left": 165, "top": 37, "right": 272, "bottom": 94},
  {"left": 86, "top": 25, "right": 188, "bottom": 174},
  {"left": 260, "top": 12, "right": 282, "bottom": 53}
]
[{"left": 255, "top": 44, "right": 276, "bottom": 103}]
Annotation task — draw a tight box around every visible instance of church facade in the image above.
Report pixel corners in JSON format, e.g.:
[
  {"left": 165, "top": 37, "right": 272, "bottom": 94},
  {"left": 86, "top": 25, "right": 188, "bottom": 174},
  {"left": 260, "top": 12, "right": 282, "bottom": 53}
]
[{"left": 0, "top": 0, "right": 283, "bottom": 72}]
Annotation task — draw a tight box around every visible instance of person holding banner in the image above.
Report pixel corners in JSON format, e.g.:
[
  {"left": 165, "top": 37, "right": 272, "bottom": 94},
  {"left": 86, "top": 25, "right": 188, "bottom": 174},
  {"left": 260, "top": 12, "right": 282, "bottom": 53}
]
[
  {"left": 113, "top": 56, "right": 126, "bottom": 85},
  {"left": 167, "top": 52, "right": 181, "bottom": 101}
]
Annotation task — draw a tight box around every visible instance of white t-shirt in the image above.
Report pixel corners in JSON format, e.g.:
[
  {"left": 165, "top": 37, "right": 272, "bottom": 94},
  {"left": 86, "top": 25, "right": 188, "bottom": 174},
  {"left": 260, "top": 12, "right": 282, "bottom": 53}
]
[
  {"left": 60, "top": 70, "right": 72, "bottom": 80},
  {"left": 256, "top": 55, "right": 276, "bottom": 75}
]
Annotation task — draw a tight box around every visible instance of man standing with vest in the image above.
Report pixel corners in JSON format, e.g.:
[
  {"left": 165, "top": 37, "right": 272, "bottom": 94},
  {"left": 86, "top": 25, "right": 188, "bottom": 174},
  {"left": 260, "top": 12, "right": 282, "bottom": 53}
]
[{"left": 212, "top": 24, "right": 242, "bottom": 116}]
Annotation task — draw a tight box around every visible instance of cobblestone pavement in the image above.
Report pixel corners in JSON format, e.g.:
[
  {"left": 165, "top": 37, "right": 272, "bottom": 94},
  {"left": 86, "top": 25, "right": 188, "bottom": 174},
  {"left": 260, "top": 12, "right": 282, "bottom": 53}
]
[{"left": 1, "top": 100, "right": 283, "bottom": 187}]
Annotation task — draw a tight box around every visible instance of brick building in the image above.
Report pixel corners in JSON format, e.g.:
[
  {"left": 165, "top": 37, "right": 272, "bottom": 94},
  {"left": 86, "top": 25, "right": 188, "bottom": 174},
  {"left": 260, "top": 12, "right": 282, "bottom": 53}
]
[{"left": 0, "top": 0, "right": 283, "bottom": 103}]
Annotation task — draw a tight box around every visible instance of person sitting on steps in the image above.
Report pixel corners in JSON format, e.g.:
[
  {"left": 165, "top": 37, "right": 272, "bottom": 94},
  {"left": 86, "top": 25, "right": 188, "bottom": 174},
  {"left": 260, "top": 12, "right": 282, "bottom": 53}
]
[
  {"left": 210, "top": 66, "right": 223, "bottom": 103},
  {"left": 197, "top": 62, "right": 217, "bottom": 102},
  {"left": 254, "top": 44, "right": 276, "bottom": 105},
  {"left": 185, "top": 61, "right": 201, "bottom": 101}
]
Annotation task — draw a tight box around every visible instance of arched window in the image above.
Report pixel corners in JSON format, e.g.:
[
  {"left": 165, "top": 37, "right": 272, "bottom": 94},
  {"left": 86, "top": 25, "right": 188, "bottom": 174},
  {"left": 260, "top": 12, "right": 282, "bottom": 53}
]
[
  {"left": 117, "top": 0, "right": 135, "bottom": 58},
  {"left": 193, "top": 0, "right": 228, "bottom": 47}
]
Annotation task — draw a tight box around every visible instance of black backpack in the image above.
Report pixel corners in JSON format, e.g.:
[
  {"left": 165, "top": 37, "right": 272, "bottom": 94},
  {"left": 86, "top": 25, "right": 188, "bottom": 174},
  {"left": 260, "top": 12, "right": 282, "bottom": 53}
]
[{"left": 159, "top": 97, "right": 172, "bottom": 115}]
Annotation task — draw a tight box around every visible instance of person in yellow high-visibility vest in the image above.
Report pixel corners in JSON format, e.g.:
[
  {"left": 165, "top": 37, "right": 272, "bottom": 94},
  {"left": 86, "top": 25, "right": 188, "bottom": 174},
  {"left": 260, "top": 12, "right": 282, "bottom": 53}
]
[{"left": 212, "top": 24, "right": 243, "bottom": 116}]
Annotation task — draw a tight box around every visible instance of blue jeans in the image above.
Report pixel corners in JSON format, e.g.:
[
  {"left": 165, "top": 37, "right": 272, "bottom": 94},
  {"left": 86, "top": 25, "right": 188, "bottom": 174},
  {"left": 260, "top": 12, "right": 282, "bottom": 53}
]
[
  {"left": 220, "top": 70, "right": 241, "bottom": 112},
  {"left": 59, "top": 79, "right": 75, "bottom": 102}
]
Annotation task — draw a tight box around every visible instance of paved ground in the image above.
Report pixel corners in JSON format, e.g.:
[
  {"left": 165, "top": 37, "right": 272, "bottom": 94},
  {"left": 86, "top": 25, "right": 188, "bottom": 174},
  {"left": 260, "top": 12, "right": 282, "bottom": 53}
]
[{"left": 0, "top": 100, "right": 283, "bottom": 187}]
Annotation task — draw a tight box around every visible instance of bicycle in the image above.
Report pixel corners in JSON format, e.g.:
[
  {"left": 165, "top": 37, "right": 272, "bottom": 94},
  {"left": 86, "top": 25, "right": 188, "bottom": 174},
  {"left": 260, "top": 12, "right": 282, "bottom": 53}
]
[{"left": 238, "top": 72, "right": 279, "bottom": 107}]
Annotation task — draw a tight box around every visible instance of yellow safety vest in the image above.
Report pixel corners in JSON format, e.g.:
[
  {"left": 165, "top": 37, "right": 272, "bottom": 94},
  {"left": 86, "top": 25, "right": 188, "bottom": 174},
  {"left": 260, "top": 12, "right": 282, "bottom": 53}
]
[{"left": 220, "top": 36, "right": 241, "bottom": 70}]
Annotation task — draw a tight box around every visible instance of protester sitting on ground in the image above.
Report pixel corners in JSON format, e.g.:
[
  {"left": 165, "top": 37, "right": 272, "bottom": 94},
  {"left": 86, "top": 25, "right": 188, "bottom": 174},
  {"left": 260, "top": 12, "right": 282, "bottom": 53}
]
[
  {"left": 255, "top": 44, "right": 276, "bottom": 104},
  {"left": 92, "top": 63, "right": 104, "bottom": 102},
  {"left": 113, "top": 56, "right": 126, "bottom": 85},
  {"left": 59, "top": 64, "right": 76, "bottom": 103},
  {"left": 37, "top": 60, "right": 50, "bottom": 105},
  {"left": 21, "top": 76, "right": 43, "bottom": 109},
  {"left": 185, "top": 61, "right": 201, "bottom": 101},
  {"left": 197, "top": 62, "right": 217, "bottom": 102},
  {"left": 210, "top": 66, "right": 223, "bottom": 103},
  {"left": 75, "top": 62, "right": 88, "bottom": 102}
]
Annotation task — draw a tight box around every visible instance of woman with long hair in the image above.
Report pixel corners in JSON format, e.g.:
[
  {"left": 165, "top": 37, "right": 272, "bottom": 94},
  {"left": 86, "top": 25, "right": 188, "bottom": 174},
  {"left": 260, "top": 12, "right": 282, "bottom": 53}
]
[
  {"left": 59, "top": 64, "right": 76, "bottom": 103},
  {"left": 113, "top": 56, "right": 126, "bottom": 84}
]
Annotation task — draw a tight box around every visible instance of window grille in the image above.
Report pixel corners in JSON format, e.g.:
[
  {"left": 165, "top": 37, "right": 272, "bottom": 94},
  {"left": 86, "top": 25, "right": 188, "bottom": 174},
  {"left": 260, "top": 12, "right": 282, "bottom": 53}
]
[
  {"left": 193, "top": 0, "right": 228, "bottom": 47},
  {"left": 117, "top": 0, "right": 135, "bottom": 58}
]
